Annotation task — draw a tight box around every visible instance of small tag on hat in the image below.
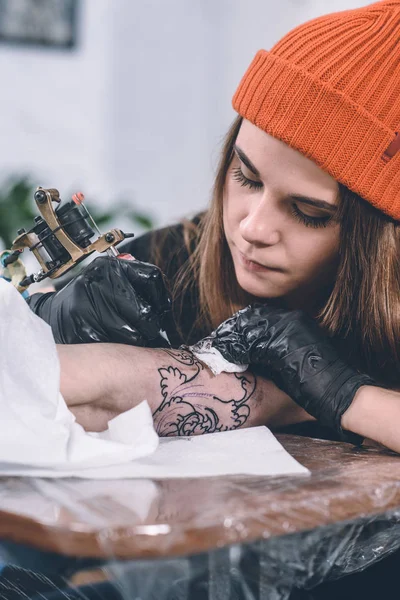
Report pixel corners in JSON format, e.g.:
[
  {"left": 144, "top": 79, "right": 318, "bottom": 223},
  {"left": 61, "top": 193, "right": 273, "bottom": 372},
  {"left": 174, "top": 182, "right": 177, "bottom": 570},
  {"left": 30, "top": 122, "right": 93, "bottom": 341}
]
[{"left": 383, "top": 132, "right": 400, "bottom": 163}]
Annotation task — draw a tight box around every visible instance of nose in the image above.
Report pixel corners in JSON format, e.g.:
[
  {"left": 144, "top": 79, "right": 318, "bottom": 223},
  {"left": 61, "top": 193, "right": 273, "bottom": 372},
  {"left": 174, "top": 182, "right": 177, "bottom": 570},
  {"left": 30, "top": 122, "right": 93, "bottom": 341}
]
[{"left": 239, "top": 195, "right": 281, "bottom": 247}]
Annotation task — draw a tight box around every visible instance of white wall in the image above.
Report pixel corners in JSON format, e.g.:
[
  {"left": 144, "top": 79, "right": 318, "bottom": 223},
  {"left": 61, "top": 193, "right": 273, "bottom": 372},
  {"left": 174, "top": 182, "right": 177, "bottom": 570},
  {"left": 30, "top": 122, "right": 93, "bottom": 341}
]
[{"left": 0, "top": 0, "right": 369, "bottom": 230}]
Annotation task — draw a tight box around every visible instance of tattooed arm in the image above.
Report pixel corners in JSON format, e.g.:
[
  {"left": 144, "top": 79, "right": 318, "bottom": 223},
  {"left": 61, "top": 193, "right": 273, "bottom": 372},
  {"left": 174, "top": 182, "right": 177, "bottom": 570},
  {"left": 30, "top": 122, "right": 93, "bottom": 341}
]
[{"left": 58, "top": 343, "right": 311, "bottom": 434}]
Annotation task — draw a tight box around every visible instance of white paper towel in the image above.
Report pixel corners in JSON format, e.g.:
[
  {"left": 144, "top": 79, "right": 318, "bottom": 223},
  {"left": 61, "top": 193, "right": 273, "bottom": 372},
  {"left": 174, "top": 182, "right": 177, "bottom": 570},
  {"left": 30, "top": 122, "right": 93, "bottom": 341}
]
[
  {"left": 0, "top": 279, "right": 308, "bottom": 480},
  {"left": 0, "top": 426, "right": 309, "bottom": 478},
  {"left": 0, "top": 279, "right": 159, "bottom": 471}
]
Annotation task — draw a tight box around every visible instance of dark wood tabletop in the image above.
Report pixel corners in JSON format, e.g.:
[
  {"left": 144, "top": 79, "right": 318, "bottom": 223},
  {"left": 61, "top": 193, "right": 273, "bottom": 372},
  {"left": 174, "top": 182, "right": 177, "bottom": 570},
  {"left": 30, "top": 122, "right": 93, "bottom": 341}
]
[{"left": 0, "top": 434, "right": 399, "bottom": 559}]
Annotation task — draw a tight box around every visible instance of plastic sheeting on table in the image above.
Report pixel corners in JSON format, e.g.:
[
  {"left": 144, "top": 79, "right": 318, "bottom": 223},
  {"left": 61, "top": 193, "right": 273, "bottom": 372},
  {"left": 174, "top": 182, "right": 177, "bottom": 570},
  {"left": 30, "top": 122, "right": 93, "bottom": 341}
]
[{"left": 1, "top": 434, "right": 400, "bottom": 599}]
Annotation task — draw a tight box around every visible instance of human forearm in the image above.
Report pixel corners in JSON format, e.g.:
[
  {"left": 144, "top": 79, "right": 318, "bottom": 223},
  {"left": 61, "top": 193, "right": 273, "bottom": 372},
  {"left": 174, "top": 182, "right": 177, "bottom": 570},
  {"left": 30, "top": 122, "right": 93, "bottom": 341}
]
[
  {"left": 57, "top": 344, "right": 309, "bottom": 433},
  {"left": 342, "top": 386, "right": 400, "bottom": 452},
  {"left": 58, "top": 343, "right": 162, "bottom": 430}
]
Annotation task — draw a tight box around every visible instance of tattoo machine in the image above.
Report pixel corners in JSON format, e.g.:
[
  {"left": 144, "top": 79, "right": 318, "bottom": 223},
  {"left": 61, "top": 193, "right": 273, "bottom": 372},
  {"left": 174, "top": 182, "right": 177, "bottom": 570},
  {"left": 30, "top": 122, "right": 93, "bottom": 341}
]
[{"left": 2, "top": 187, "right": 135, "bottom": 291}]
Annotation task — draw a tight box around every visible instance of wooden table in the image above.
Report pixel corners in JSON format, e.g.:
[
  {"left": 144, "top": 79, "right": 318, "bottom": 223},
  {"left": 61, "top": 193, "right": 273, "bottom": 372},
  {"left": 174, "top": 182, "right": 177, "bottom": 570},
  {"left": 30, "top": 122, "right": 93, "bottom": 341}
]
[{"left": 0, "top": 434, "right": 399, "bottom": 561}]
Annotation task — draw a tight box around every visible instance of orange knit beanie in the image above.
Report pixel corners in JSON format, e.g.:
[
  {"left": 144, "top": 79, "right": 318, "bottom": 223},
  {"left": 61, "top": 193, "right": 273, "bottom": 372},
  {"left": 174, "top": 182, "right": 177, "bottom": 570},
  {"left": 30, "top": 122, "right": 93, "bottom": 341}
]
[{"left": 233, "top": 0, "right": 400, "bottom": 220}]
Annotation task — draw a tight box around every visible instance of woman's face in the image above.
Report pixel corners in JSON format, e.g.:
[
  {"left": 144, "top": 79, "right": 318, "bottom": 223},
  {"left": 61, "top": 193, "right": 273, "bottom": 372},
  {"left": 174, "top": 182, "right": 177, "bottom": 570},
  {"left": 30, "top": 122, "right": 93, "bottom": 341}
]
[{"left": 223, "top": 119, "right": 341, "bottom": 310}]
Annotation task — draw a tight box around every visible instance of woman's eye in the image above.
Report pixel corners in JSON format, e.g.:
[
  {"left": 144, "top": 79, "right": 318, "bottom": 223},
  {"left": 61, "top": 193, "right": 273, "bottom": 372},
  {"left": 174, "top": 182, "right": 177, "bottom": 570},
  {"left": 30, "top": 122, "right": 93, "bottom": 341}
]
[
  {"left": 232, "top": 167, "right": 263, "bottom": 191},
  {"left": 231, "top": 167, "right": 333, "bottom": 229},
  {"left": 291, "top": 204, "right": 332, "bottom": 229}
]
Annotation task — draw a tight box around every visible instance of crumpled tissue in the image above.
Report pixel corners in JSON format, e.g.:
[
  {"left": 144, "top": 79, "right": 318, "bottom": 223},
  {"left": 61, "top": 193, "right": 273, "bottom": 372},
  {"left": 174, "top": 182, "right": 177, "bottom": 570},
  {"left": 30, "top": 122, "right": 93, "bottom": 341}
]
[
  {"left": 0, "top": 279, "right": 158, "bottom": 474},
  {"left": 189, "top": 336, "right": 249, "bottom": 375}
]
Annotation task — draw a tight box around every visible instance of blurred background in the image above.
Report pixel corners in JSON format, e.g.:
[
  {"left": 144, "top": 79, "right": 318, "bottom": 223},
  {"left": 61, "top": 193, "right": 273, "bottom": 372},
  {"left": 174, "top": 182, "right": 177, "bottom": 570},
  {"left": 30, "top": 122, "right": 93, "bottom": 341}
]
[{"left": 0, "top": 0, "right": 368, "bottom": 251}]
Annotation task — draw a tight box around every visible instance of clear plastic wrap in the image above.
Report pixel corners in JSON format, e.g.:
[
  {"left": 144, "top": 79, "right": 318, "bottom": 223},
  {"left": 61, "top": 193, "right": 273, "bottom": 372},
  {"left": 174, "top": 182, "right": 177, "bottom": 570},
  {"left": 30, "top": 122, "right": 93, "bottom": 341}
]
[{"left": 0, "top": 434, "right": 400, "bottom": 599}]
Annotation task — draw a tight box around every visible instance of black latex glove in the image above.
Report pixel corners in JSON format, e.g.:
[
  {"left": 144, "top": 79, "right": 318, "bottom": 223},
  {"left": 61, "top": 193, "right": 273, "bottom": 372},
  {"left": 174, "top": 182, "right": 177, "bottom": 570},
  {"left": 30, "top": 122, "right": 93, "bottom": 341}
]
[
  {"left": 207, "top": 304, "right": 376, "bottom": 443},
  {"left": 27, "top": 256, "right": 172, "bottom": 347}
]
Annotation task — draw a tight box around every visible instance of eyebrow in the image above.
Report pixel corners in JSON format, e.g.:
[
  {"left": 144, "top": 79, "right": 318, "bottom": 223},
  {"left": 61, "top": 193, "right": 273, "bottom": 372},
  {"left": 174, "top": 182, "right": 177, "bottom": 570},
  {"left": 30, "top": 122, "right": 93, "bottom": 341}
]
[
  {"left": 234, "top": 144, "right": 338, "bottom": 214},
  {"left": 292, "top": 196, "right": 338, "bottom": 213},
  {"left": 234, "top": 145, "right": 260, "bottom": 176}
]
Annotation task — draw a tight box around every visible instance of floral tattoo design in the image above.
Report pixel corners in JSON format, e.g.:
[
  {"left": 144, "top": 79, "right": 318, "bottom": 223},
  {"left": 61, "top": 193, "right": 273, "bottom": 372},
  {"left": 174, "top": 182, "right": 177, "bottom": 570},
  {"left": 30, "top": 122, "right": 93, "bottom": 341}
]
[{"left": 152, "top": 348, "right": 256, "bottom": 436}]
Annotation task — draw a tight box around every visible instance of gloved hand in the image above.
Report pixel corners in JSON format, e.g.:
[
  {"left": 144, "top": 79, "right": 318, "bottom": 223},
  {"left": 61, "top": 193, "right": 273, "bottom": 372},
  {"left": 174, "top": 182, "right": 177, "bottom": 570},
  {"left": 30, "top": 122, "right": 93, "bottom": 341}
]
[
  {"left": 203, "top": 304, "right": 376, "bottom": 443},
  {"left": 27, "top": 256, "right": 172, "bottom": 347}
]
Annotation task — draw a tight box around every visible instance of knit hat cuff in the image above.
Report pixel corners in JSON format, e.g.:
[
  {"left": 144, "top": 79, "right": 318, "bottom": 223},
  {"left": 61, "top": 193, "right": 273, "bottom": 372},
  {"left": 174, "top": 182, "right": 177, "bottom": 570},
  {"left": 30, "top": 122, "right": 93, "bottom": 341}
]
[{"left": 233, "top": 50, "right": 400, "bottom": 220}]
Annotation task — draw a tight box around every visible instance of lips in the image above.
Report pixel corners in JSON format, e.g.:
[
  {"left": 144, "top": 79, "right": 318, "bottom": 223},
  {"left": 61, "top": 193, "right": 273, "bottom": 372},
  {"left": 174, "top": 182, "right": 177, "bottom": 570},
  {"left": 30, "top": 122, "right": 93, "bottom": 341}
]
[
  {"left": 244, "top": 255, "right": 269, "bottom": 269},
  {"left": 238, "top": 250, "right": 282, "bottom": 271}
]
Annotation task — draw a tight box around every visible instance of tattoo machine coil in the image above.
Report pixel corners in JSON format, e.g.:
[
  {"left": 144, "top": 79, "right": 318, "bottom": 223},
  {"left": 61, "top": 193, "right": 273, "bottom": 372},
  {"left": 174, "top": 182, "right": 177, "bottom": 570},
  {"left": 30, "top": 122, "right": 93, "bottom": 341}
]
[{"left": 4, "top": 187, "right": 134, "bottom": 290}]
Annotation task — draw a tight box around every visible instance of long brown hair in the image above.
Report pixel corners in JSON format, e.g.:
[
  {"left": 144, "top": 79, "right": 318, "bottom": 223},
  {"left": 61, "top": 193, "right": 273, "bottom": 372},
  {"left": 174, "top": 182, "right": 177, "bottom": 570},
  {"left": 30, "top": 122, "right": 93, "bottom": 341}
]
[{"left": 174, "top": 116, "right": 400, "bottom": 385}]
